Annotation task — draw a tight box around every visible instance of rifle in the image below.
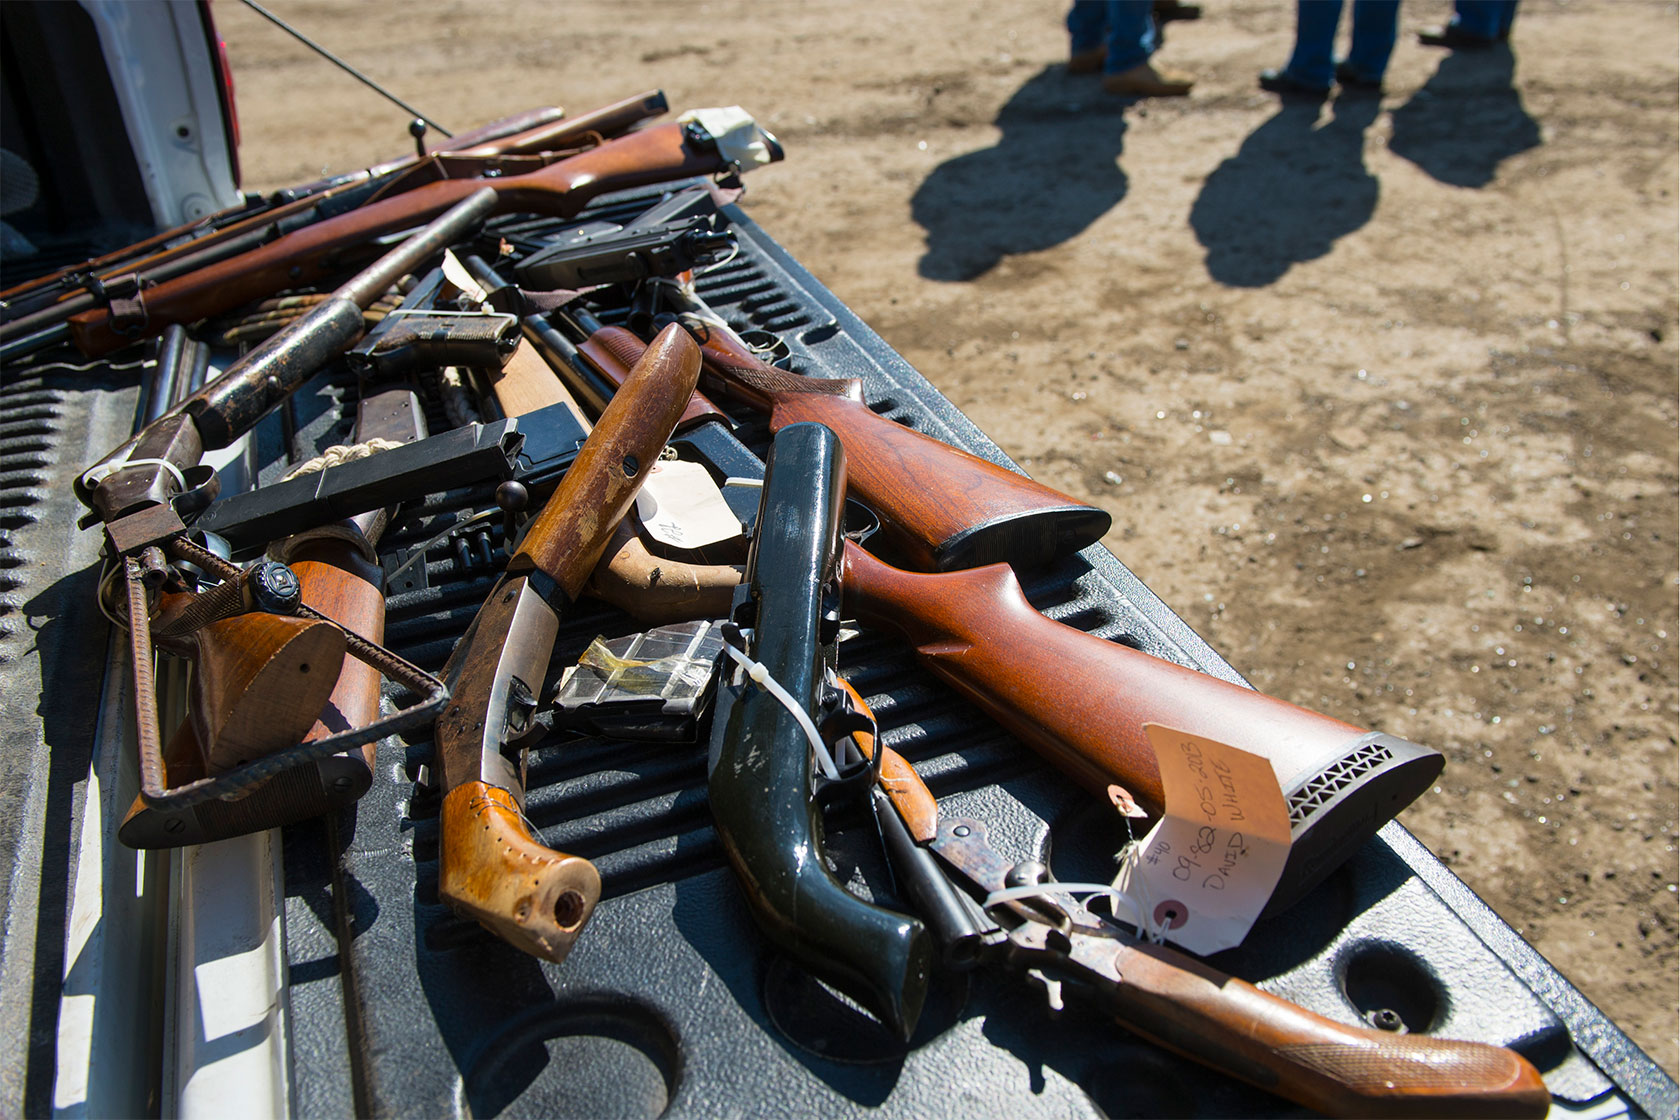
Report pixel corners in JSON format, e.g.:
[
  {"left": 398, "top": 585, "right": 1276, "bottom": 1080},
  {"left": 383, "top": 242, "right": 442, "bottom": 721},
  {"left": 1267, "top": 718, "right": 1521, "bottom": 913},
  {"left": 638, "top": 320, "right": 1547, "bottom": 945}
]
[
  {"left": 81, "top": 194, "right": 491, "bottom": 821},
  {"left": 0, "top": 90, "right": 669, "bottom": 355},
  {"left": 539, "top": 374, "right": 1440, "bottom": 913},
  {"left": 706, "top": 422, "right": 932, "bottom": 1039},
  {"left": 849, "top": 683, "right": 1551, "bottom": 1118},
  {"left": 66, "top": 113, "right": 783, "bottom": 358},
  {"left": 430, "top": 322, "right": 700, "bottom": 963},
  {"left": 119, "top": 386, "right": 433, "bottom": 848}
]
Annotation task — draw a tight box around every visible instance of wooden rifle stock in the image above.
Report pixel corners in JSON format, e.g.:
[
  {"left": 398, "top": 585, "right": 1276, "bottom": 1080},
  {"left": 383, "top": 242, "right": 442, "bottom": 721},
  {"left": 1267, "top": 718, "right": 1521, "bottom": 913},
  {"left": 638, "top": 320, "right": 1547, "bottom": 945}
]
[
  {"left": 837, "top": 541, "right": 1444, "bottom": 913},
  {"left": 150, "top": 592, "right": 346, "bottom": 775},
  {"left": 584, "top": 317, "right": 1110, "bottom": 571},
  {"left": 493, "top": 308, "right": 741, "bottom": 621},
  {"left": 68, "top": 122, "right": 747, "bottom": 357},
  {"left": 1083, "top": 940, "right": 1550, "bottom": 1118}
]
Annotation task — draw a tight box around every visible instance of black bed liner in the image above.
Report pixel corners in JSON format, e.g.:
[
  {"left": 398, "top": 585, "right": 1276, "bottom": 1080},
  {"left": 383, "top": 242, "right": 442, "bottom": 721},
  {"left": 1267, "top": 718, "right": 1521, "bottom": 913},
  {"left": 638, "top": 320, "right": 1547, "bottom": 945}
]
[{"left": 1, "top": 185, "right": 1673, "bottom": 1119}]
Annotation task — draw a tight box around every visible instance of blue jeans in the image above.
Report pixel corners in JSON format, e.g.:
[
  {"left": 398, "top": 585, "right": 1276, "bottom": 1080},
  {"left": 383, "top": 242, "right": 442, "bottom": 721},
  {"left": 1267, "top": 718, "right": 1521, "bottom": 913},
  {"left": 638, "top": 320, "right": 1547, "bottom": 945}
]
[
  {"left": 1448, "top": 0, "right": 1519, "bottom": 39},
  {"left": 1282, "top": 0, "right": 1400, "bottom": 89},
  {"left": 1067, "top": 1, "right": 1158, "bottom": 74}
]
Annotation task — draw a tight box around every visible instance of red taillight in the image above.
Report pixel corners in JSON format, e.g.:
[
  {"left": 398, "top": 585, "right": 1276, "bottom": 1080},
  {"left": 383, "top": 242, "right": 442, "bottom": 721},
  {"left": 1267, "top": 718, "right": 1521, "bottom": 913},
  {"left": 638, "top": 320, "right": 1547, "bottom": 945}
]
[
  {"left": 200, "top": 0, "right": 242, "bottom": 186},
  {"left": 216, "top": 34, "right": 239, "bottom": 148}
]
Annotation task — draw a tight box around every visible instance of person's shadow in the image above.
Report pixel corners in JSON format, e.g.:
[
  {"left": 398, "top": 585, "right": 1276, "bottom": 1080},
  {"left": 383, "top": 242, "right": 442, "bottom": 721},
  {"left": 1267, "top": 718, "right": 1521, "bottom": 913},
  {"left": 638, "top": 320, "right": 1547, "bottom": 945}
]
[
  {"left": 911, "top": 66, "right": 1130, "bottom": 281},
  {"left": 1388, "top": 44, "right": 1541, "bottom": 188},
  {"left": 1190, "top": 94, "right": 1384, "bottom": 288}
]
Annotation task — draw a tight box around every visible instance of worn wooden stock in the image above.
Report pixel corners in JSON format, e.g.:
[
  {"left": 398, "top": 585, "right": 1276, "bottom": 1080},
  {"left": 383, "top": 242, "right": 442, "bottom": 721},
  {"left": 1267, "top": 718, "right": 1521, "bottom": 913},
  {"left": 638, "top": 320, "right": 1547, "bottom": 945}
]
[
  {"left": 153, "top": 593, "right": 346, "bottom": 774},
  {"left": 573, "top": 325, "right": 732, "bottom": 434},
  {"left": 1084, "top": 937, "right": 1550, "bottom": 1118},
  {"left": 585, "top": 322, "right": 1110, "bottom": 571},
  {"left": 120, "top": 546, "right": 385, "bottom": 847},
  {"left": 484, "top": 319, "right": 736, "bottom": 619},
  {"left": 588, "top": 517, "right": 741, "bottom": 621},
  {"left": 290, "top": 542, "right": 386, "bottom": 749},
  {"left": 508, "top": 326, "right": 702, "bottom": 589},
  {"left": 68, "top": 123, "right": 731, "bottom": 356}
]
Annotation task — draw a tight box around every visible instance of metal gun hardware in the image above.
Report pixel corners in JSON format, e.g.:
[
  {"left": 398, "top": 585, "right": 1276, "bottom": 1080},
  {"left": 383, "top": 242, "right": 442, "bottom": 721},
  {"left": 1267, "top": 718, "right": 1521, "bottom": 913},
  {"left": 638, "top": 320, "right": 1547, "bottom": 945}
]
[
  {"left": 511, "top": 185, "right": 736, "bottom": 292},
  {"left": 81, "top": 193, "right": 504, "bottom": 820}
]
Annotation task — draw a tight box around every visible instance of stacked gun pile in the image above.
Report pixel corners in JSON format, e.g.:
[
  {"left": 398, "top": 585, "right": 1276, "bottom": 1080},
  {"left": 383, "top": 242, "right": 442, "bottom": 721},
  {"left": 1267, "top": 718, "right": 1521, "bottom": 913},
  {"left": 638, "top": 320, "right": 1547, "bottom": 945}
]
[{"left": 0, "top": 93, "right": 1565, "bottom": 1117}]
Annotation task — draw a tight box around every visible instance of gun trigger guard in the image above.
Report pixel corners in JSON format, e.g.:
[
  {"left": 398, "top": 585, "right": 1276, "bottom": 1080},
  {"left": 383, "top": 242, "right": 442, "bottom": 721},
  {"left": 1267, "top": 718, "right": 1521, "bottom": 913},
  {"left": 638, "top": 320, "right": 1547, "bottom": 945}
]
[
  {"left": 811, "top": 671, "right": 881, "bottom": 806},
  {"left": 172, "top": 464, "right": 223, "bottom": 522}
]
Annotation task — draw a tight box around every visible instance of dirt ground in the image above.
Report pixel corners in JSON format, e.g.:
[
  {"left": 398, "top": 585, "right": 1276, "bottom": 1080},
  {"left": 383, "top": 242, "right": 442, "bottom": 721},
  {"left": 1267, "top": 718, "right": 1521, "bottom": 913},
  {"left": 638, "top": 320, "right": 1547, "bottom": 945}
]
[{"left": 213, "top": 0, "right": 1678, "bottom": 1080}]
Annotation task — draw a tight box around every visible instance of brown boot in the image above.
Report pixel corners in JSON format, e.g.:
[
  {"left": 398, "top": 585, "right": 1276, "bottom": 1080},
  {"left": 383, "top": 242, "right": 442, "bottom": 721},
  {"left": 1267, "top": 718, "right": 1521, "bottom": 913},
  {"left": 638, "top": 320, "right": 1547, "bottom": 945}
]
[
  {"left": 1069, "top": 44, "right": 1106, "bottom": 73},
  {"left": 1102, "top": 61, "right": 1195, "bottom": 97}
]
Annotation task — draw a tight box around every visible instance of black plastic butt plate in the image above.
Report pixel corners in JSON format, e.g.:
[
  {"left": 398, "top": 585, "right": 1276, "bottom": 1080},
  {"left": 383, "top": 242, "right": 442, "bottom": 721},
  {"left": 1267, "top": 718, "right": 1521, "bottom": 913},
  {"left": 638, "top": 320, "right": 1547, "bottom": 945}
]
[{"left": 1265, "top": 733, "right": 1445, "bottom": 916}]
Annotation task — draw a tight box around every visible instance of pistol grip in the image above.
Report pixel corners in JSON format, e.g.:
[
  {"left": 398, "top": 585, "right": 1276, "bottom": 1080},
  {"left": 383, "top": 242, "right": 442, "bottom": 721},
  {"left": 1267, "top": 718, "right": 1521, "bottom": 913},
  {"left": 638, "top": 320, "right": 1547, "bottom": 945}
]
[{"left": 438, "top": 781, "right": 600, "bottom": 964}]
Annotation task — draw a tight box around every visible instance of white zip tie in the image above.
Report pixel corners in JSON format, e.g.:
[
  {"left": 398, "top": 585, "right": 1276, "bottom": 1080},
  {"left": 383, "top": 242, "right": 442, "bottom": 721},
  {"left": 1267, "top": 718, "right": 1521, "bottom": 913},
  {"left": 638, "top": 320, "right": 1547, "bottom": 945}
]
[
  {"left": 719, "top": 640, "right": 839, "bottom": 780},
  {"left": 80, "top": 456, "right": 188, "bottom": 494},
  {"left": 983, "top": 882, "right": 1149, "bottom": 934},
  {"left": 1111, "top": 847, "right": 1172, "bottom": 944}
]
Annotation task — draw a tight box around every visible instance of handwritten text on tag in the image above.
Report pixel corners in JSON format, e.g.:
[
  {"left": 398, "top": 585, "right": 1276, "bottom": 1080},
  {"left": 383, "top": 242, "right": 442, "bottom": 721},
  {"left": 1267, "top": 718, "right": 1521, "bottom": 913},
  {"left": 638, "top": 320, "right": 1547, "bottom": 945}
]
[{"left": 1115, "top": 725, "right": 1292, "bottom": 955}]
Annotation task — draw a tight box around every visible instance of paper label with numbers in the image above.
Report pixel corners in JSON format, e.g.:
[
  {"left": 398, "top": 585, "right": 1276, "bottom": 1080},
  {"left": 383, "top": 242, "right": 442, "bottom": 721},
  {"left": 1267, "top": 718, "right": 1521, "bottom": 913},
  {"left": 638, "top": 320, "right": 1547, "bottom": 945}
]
[
  {"left": 1114, "top": 724, "right": 1293, "bottom": 955},
  {"left": 634, "top": 459, "right": 743, "bottom": 551}
]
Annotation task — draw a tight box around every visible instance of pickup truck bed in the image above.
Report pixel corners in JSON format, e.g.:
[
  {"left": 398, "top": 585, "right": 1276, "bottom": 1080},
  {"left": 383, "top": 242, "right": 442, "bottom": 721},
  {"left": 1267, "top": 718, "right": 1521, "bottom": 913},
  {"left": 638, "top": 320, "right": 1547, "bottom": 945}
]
[{"left": 2, "top": 188, "right": 1673, "bottom": 1119}]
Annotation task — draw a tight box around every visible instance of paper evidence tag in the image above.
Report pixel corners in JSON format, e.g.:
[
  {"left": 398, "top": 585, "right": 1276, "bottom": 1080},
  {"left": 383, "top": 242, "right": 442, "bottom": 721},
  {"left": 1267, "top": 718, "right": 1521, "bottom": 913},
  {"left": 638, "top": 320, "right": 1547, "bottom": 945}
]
[
  {"left": 635, "top": 458, "right": 743, "bottom": 551},
  {"left": 1114, "top": 725, "right": 1292, "bottom": 956}
]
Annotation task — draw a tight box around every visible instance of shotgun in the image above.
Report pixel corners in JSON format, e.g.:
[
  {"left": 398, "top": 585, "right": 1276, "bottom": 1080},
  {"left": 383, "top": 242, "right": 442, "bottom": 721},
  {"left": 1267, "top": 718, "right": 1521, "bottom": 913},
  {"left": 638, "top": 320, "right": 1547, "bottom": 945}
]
[
  {"left": 67, "top": 113, "right": 782, "bottom": 357},
  {"left": 431, "top": 323, "right": 699, "bottom": 963},
  {"left": 850, "top": 684, "right": 1550, "bottom": 1118},
  {"left": 558, "top": 411, "right": 1441, "bottom": 913},
  {"left": 706, "top": 422, "right": 932, "bottom": 1039}
]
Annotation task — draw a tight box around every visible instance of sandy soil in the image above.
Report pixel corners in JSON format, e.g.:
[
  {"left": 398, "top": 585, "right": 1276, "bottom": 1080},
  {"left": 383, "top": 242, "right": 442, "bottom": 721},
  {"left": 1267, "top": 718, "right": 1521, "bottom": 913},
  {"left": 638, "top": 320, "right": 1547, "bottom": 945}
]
[{"left": 213, "top": 0, "right": 1678, "bottom": 1079}]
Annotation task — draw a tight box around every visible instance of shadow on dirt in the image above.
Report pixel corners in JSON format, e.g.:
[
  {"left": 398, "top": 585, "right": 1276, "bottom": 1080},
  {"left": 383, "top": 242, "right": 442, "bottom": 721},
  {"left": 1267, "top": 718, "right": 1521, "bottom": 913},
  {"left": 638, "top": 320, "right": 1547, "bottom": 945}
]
[
  {"left": 1189, "top": 94, "right": 1383, "bottom": 288},
  {"left": 1388, "top": 44, "right": 1541, "bottom": 188},
  {"left": 911, "top": 66, "right": 1130, "bottom": 281}
]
